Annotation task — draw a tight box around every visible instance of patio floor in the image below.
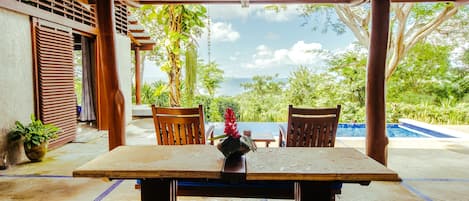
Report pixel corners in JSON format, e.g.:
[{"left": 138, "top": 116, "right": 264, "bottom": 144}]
[{"left": 1, "top": 118, "right": 469, "bottom": 201}]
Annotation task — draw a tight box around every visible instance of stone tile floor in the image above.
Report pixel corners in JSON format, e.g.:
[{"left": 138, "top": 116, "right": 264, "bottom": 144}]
[{"left": 1, "top": 118, "right": 469, "bottom": 201}]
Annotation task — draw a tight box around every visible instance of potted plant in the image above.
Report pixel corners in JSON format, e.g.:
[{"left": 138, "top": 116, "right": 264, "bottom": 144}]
[
  {"left": 8, "top": 114, "right": 59, "bottom": 162},
  {"left": 214, "top": 108, "right": 256, "bottom": 158}
]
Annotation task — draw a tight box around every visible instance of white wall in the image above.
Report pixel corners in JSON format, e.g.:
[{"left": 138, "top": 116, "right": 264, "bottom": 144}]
[
  {"left": 0, "top": 8, "right": 34, "bottom": 164},
  {"left": 115, "top": 34, "right": 132, "bottom": 124}
]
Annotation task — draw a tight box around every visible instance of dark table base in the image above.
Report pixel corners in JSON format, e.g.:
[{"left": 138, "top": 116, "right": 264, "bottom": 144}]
[{"left": 140, "top": 179, "right": 339, "bottom": 201}]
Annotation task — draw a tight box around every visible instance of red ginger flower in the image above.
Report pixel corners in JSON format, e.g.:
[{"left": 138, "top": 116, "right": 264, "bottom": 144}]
[{"left": 224, "top": 108, "right": 241, "bottom": 138}]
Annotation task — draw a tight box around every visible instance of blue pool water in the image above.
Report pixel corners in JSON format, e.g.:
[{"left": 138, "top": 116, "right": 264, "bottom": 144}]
[{"left": 210, "top": 122, "right": 428, "bottom": 138}]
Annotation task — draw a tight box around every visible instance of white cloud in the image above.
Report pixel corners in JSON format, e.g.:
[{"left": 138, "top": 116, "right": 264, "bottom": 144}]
[
  {"left": 229, "top": 51, "right": 241, "bottom": 61},
  {"left": 206, "top": 5, "right": 251, "bottom": 20},
  {"left": 333, "top": 42, "right": 367, "bottom": 56},
  {"left": 245, "top": 41, "right": 329, "bottom": 69},
  {"left": 207, "top": 5, "right": 299, "bottom": 22},
  {"left": 211, "top": 22, "right": 240, "bottom": 42}
]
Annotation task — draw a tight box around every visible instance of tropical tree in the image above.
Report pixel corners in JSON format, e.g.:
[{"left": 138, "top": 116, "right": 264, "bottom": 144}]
[
  {"left": 463, "top": 49, "right": 469, "bottom": 66},
  {"left": 284, "top": 66, "right": 343, "bottom": 107},
  {"left": 157, "top": 5, "right": 207, "bottom": 106},
  {"left": 198, "top": 61, "right": 224, "bottom": 97},
  {"left": 323, "top": 41, "right": 469, "bottom": 123},
  {"left": 329, "top": 51, "right": 367, "bottom": 107},
  {"left": 141, "top": 81, "right": 170, "bottom": 106},
  {"left": 237, "top": 75, "right": 287, "bottom": 121},
  {"left": 285, "top": 66, "right": 315, "bottom": 106},
  {"left": 297, "top": 2, "right": 467, "bottom": 81},
  {"left": 388, "top": 42, "right": 468, "bottom": 105}
]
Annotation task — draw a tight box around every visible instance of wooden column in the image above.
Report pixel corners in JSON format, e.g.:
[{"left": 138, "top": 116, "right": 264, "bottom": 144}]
[
  {"left": 96, "top": 0, "right": 126, "bottom": 150},
  {"left": 366, "top": 0, "right": 390, "bottom": 166},
  {"left": 135, "top": 47, "right": 142, "bottom": 105}
]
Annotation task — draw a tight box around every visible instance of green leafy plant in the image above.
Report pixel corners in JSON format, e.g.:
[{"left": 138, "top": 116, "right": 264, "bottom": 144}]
[{"left": 8, "top": 114, "right": 60, "bottom": 149}]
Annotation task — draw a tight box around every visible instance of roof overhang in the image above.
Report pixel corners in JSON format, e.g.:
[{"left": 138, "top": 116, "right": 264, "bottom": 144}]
[
  {"left": 132, "top": 0, "right": 365, "bottom": 4},
  {"left": 78, "top": 0, "right": 142, "bottom": 7},
  {"left": 128, "top": 16, "right": 156, "bottom": 51}
]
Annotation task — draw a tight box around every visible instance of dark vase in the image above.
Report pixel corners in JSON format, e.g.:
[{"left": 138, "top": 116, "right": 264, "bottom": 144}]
[
  {"left": 24, "top": 142, "right": 48, "bottom": 162},
  {"left": 217, "top": 136, "right": 250, "bottom": 158}
]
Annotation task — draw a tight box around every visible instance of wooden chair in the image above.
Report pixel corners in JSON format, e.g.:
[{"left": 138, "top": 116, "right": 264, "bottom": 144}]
[
  {"left": 151, "top": 104, "right": 214, "bottom": 145},
  {"left": 136, "top": 104, "right": 214, "bottom": 189},
  {"left": 279, "top": 105, "right": 342, "bottom": 200},
  {"left": 279, "top": 105, "right": 341, "bottom": 147}
]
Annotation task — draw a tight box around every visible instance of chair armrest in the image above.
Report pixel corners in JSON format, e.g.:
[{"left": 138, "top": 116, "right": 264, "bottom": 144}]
[
  {"left": 206, "top": 125, "right": 215, "bottom": 145},
  {"left": 278, "top": 124, "right": 286, "bottom": 147}
]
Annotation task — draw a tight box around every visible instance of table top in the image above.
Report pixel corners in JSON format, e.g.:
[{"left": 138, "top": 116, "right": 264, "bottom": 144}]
[
  {"left": 73, "top": 145, "right": 399, "bottom": 182},
  {"left": 246, "top": 147, "right": 399, "bottom": 181},
  {"left": 73, "top": 145, "right": 225, "bottom": 179}
]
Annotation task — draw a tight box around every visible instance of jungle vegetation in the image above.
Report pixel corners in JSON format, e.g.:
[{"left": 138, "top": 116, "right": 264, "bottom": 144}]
[{"left": 131, "top": 3, "right": 468, "bottom": 124}]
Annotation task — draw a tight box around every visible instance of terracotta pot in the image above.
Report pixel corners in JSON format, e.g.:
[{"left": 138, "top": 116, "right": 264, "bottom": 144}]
[{"left": 24, "top": 142, "right": 48, "bottom": 162}]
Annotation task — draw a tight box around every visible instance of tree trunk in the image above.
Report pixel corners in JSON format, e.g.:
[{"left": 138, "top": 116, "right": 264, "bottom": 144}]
[
  {"left": 168, "top": 51, "right": 181, "bottom": 107},
  {"left": 167, "top": 5, "right": 182, "bottom": 107}
]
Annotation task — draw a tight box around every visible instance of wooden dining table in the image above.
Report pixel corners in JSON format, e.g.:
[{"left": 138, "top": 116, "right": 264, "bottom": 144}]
[{"left": 73, "top": 145, "right": 399, "bottom": 201}]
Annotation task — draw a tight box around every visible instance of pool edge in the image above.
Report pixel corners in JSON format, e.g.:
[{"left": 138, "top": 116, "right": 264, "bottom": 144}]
[{"left": 399, "top": 119, "right": 468, "bottom": 138}]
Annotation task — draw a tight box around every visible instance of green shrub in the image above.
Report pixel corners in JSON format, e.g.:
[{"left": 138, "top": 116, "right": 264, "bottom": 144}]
[{"left": 387, "top": 102, "right": 469, "bottom": 124}]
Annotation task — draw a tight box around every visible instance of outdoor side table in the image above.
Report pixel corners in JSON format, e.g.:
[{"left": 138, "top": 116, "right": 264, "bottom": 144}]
[{"left": 251, "top": 132, "right": 276, "bottom": 147}]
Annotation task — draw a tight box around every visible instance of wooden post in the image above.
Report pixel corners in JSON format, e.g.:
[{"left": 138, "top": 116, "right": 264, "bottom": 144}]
[
  {"left": 135, "top": 47, "right": 142, "bottom": 105},
  {"left": 96, "top": 0, "right": 126, "bottom": 150},
  {"left": 366, "top": 0, "right": 390, "bottom": 166}
]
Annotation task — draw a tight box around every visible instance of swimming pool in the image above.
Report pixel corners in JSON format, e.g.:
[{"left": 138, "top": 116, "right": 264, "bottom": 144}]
[{"left": 209, "top": 122, "right": 433, "bottom": 138}]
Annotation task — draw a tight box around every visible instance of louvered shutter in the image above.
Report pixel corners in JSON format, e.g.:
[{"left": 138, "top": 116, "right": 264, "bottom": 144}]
[{"left": 34, "top": 20, "right": 77, "bottom": 149}]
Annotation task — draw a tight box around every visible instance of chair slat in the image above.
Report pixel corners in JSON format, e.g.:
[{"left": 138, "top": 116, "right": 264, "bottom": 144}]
[
  {"left": 326, "top": 123, "right": 333, "bottom": 147},
  {"left": 167, "top": 123, "right": 175, "bottom": 145},
  {"left": 156, "top": 107, "right": 201, "bottom": 115},
  {"left": 304, "top": 121, "right": 314, "bottom": 147},
  {"left": 290, "top": 107, "right": 339, "bottom": 116},
  {"left": 151, "top": 105, "right": 208, "bottom": 145},
  {"left": 312, "top": 123, "right": 320, "bottom": 147},
  {"left": 179, "top": 124, "right": 185, "bottom": 145},
  {"left": 161, "top": 122, "right": 168, "bottom": 145},
  {"left": 187, "top": 123, "right": 194, "bottom": 144},
  {"left": 194, "top": 125, "right": 201, "bottom": 144},
  {"left": 162, "top": 123, "right": 168, "bottom": 145},
  {"left": 318, "top": 123, "right": 327, "bottom": 147}
]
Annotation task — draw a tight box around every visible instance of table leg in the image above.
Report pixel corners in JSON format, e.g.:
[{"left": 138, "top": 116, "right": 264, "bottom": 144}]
[
  {"left": 141, "top": 179, "right": 177, "bottom": 201},
  {"left": 265, "top": 142, "right": 270, "bottom": 147},
  {"left": 294, "top": 181, "right": 336, "bottom": 201}
]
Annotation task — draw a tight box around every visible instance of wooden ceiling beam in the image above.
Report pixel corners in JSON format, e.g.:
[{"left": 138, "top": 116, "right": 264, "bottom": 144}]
[
  {"left": 392, "top": 0, "right": 456, "bottom": 2},
  {"left": 132, "top": 0, "right": 458, "bottom": 4},
  {"left": 132, "top": 44, "right": 155, "bottom": 50},
  {"left": 455, "top": 0, "right": 469, "bottom": 5},
  {"left": 129, "top": 24, "right": 145, "bottom": 32}
]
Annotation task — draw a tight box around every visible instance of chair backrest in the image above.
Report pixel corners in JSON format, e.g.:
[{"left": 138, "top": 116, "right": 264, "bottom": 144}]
[
  {"left": 286, "top": 105, "right": 341, "bottom": 147},
  {"left": 151, "top": 104, "right": 206, "bottom": 145}
]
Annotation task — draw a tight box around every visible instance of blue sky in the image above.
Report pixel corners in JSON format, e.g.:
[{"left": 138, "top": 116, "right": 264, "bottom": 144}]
[{"left": 143, "top": 4, "right": 356, "bottom": 82}]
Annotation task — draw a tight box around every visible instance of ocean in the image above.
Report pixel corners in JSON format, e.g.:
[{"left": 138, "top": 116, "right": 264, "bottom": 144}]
[{"left": 143, "top": 77, "right": 288, "bottom": 97}]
